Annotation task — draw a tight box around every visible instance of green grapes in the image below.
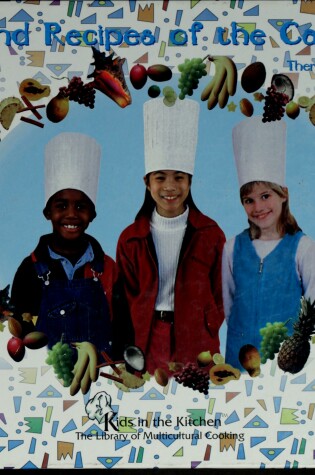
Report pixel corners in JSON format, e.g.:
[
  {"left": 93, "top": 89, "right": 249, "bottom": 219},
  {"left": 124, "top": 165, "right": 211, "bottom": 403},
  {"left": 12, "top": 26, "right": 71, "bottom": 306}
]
[
  {"left": 46, "top": 341, "right": 75, "bottom": 387},
  {"left": 162, "top": 86, "right": 177, "bottom": 107},
  {"left": 178, "top": 57, "right": 208, "bottom": 100},
  {"left": 259, "top": 321, "right": 289, "bottom": 364}
]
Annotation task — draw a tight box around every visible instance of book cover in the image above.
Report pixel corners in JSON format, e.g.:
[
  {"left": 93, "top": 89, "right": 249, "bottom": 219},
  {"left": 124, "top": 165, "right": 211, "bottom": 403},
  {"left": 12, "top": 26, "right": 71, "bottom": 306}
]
[{"left": 0, "top": 0, "right": 315, "bottom": 470}]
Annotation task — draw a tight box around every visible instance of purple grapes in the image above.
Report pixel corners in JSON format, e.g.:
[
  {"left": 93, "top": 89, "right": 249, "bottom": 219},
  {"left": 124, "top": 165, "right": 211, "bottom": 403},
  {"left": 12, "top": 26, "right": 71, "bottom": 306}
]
[
  {"left": 262, "top": 84, "right": 289, "bottom": 122},
  {"left": 174, "top": 362, "right": 210, "bottom": 395},
  {"left": 58, "top": 76, "right": 96, "bottom": 109}
]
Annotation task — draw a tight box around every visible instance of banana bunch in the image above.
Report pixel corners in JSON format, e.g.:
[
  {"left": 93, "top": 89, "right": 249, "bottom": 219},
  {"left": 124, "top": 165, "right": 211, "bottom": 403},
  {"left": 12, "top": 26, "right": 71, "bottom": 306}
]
[
  {"left": 201, "top": 56, "right": 237, "bottom": 110},
  {"left": 70, "top": 342, "right": 99, "bottom": 396}
]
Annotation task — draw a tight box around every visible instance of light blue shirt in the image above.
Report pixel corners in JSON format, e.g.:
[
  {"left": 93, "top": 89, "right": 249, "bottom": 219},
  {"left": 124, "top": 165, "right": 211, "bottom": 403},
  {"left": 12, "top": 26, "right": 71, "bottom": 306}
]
[{"left": 48, "top": 243, "right": 94, "bottom": 280}]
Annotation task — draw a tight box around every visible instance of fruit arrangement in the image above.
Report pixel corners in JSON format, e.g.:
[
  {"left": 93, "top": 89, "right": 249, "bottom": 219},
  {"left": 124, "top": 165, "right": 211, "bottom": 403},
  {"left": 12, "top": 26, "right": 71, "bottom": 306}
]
[
  {"left": 129, "top": 63, "right": 172, "bottom": 90},
  {"left": 0, "top": 285, "right": 48, "bottom": 363},
  {"left": 259, "top": 321, "right": 289, "bottom": 364},
  {"left": 200, "top": 55, "right": 237, "bottom": 109},
  {"left": 277, "top": 297, "right": 315, "bottom": 374},
  {"left": 7, "top": 326, "right": 48, "bottom": 362}
]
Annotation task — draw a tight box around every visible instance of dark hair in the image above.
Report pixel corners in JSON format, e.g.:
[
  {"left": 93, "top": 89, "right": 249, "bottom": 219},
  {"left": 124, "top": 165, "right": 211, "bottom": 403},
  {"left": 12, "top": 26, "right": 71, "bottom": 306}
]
[
  {"left": 135, "top": 173, "right": 199, "bottom": 220},
  {"left": 240, "top": 181, "right": 301, "bottom": 239},
  {"left": 43, "top": 191, "right": 97, "bottom": 221}
]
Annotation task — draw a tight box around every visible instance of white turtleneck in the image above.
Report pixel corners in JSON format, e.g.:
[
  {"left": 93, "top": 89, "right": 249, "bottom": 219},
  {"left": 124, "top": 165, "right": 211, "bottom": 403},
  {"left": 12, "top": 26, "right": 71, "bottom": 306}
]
[{"left": 150, "top": 207, "right": 189, "bottom": 311}]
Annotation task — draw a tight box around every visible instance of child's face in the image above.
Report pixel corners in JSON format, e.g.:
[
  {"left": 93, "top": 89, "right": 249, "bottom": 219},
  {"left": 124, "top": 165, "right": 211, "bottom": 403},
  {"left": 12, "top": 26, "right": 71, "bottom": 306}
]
[
  {"left": 146, "top": 170, "right": 191, "bottom": 218},
  {"left": 242, "top": 182, "right": 286, "bottom": 239},
  {"left": 45, "top": 189, "right": 95, "bottom": 241}
]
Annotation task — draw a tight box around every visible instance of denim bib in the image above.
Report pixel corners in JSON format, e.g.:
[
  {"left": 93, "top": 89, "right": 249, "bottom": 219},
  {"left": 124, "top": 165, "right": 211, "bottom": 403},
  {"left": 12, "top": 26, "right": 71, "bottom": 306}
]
[{"left": 34, "top": 260, "right": 112, "bottom": 354}]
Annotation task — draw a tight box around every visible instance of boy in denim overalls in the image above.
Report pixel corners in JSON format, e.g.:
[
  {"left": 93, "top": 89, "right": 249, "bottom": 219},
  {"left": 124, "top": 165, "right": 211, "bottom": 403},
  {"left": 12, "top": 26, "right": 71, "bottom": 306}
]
[{"left": 11, "top": 132, "right": 133, "bottom": 357}]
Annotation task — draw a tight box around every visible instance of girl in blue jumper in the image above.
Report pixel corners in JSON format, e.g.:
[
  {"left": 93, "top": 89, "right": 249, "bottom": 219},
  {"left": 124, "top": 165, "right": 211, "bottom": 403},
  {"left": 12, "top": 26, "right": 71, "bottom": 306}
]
[{"left": 223, "top": 116, "right": 315, "bottom": 370}]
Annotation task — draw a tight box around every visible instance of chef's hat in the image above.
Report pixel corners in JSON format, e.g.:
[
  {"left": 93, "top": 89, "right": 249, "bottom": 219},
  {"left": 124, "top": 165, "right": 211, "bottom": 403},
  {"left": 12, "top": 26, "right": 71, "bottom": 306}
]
[
  {"left": 45, "top": 132, "right": 101, "bottom": 205},
  {"left": 144, "top": 98, "right": 199, "bottom": 175},
  {"left": 232, "top": 116, "right": 286, "bottom": 188}
]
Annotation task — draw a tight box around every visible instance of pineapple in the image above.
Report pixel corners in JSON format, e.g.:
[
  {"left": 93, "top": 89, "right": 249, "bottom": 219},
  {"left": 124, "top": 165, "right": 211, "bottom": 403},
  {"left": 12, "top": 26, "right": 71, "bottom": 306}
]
[{"left": 277, "top": 297, "right": 315, "bottom": 374}]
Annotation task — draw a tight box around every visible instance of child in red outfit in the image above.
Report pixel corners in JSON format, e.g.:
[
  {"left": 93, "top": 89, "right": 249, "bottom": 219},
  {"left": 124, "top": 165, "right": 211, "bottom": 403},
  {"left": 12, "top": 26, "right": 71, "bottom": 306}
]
[{"left": 116, "top": 99, "right": 225, "bottom": 374}]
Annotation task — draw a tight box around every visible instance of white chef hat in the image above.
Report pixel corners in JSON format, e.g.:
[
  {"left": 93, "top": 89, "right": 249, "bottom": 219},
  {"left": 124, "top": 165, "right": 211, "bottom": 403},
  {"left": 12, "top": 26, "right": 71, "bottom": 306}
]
[
  {"left": 232, "top": 116, "right": 286, "bottom": 188},
  {"left": 44, "top": 132, "right": 101, "bottom": 206},
  {"left": 143, "top": 98, "right": 199, "bottom": 175}
]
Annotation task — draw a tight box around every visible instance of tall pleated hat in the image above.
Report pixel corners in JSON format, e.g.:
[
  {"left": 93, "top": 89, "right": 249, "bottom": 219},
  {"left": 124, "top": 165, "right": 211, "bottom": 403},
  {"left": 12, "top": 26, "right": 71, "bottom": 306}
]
[
  {"left": 232, "top": 116, "right": 286, "bottom": 188},
  {"left": 143, "top": 98, "right": 199, "bottom": 175},
  {"left": 44, "top": 132, "right": 101, "bottom": 205}
]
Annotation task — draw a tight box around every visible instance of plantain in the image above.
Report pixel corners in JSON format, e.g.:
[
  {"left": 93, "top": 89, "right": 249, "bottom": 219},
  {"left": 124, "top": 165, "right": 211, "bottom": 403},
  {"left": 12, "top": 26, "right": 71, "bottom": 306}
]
[
  {"left": 218, "top": 81, "right": 229, "bottom": 109},
  {"left": 201, "top": 55, "right": 237, "bottom": 110},
  {"left": 80, "top": 364, "right": 93, "bottom": 394},
  {"left": 69, "top": 342, "right": 99, "bottom": 396}
]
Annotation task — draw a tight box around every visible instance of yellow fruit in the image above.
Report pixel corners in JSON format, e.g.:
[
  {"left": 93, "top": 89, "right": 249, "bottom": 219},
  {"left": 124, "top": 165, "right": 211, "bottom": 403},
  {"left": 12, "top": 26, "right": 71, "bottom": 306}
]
[{"left": 46, "top": 94, "right": 69, "bottom": 123}]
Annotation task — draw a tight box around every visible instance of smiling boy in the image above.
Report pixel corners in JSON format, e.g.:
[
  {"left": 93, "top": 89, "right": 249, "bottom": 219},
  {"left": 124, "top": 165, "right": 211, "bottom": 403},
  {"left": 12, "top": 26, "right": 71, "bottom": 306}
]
[{"left": 11, "top": 132, "right": 133, "bottom": 356}]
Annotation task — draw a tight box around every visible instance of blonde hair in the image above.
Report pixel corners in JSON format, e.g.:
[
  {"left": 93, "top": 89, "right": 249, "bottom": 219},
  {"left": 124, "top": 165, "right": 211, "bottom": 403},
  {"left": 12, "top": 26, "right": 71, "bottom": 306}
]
[{"left": 240, "top": 181, "right": 301, "bottom": 239}]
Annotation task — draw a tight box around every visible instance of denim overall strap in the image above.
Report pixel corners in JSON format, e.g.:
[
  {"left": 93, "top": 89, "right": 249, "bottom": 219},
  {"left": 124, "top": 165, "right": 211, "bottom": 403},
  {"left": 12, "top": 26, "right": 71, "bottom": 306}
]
[
  {"left": 34, "top": 257, "right": 112, "bottom": 354},
  {"left": 225, "top": 230, "right": 304, "bottom": 370}
]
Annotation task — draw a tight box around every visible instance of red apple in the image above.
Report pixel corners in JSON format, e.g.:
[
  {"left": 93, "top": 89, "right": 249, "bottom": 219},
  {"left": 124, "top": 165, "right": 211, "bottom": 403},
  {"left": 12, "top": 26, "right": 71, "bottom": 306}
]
[
  {"left": 7, "top": 337, "right": 25, "bottom": 362},
  {"left": 129, "top": 64, "right": 147, "bottom": 90}
]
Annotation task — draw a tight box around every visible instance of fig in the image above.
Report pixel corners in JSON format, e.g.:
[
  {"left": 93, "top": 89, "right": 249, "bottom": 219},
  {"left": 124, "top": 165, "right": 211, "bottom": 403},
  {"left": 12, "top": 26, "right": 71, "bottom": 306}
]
[
  {"left": 154, "top": 367, "right": 169, "bottom": 386},
  {"left": 46, "top": 94, "right": 69, "bottom": 123},
  {"left": 23, "top": 331, "right": 48, "bottom": 349},
  {"left": 147, "top": 64, "right": 172, "bottom": 82},
  {"left": 197, "top": 350, "right": 212, "bottom": 367},
  {"left": 240, "top": 98, "right": 254, "bottom": 117},
  {"left": 7, "top": 317, "right": 23, "bottom": 338},
  {"left": 286, "top": 101, "right": 300, "bottom": 120},
  {"left": 209, "top": 364, "right": 241, "bottom": 386},
  {"left": 238, "top": 344, "right": 261, "bottom": 377},
  {"left": 241, "top": 62, "right": 266, "bottom": 93},
  {"left": 130, "top": 64, "right": 148, "bottom": 90},
  {"left": 7, "top": 337, "right": 25, "bottom": 362}
]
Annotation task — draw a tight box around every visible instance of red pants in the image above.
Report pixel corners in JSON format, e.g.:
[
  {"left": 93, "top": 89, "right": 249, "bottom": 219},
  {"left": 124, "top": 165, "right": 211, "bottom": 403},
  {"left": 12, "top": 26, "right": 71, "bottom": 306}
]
[{"left": 145, "top": 319, "right": 174, "bottom": 375}]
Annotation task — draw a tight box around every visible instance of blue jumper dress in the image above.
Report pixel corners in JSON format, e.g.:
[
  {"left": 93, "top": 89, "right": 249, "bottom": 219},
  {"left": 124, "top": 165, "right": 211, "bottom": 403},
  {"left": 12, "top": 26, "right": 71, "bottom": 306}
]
[{"left": 225, "top": 229, "right": 304, "bottom": 370}]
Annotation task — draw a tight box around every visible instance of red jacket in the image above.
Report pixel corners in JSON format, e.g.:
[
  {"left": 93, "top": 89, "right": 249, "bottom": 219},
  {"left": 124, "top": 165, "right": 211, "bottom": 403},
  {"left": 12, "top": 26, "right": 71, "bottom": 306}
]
[{"left": 116, "top": 208, "right": 226, "bottom": 365}]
